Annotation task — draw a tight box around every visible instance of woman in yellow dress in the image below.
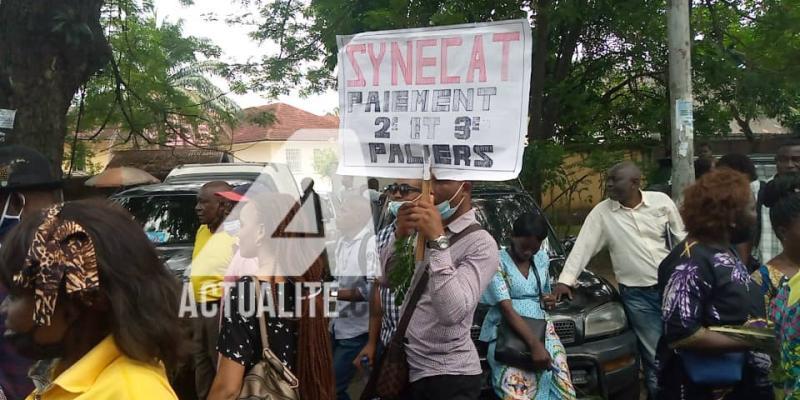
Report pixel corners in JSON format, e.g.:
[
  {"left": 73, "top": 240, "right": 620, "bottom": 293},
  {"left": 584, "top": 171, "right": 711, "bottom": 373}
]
[{"left": 0, "top": 201, "right": 183, "bottom": 400}]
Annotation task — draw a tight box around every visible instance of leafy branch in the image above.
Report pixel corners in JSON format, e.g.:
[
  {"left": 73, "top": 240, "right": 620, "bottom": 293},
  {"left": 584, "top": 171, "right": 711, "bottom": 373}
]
[{"left": 388, "top": 236, "right": 415, "bottom": 306}]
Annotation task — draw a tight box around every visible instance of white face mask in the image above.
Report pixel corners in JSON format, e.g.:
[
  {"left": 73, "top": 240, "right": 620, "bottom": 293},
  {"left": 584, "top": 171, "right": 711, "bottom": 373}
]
[
  {"left": 0, "top": 192, "right": 25, "bottom": 238},
  {"left": 223, "top": 219, "right": 241, "bottom": 235}
]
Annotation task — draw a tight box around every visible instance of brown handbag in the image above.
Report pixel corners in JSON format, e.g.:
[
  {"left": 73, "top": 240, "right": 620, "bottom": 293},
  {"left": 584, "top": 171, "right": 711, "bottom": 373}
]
[
  {"left": 238, "top": 278, "right": 300, "bottom": 400},
  {"left": 363, "top": 224, "right": 484, "bottom": 400},
  {"left": 371, "top": 270, "right": 429, "bottom": 399}
]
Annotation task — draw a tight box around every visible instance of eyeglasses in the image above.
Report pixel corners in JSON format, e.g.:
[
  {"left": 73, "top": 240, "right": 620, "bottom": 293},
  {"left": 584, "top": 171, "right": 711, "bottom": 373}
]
[{"left": 383, "top": 183, "right": 421, "bottom": 196}]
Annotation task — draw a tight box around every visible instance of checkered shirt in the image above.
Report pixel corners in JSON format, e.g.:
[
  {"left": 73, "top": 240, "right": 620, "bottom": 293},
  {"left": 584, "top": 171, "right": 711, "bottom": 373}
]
[{"left": 375, "top": 223, "right": 400, "bottom": 346}]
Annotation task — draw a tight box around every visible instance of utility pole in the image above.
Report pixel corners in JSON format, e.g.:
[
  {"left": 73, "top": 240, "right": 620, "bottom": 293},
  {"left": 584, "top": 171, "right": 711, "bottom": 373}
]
[{"left": 668, "top": 0, "right": 694, "bottom": 203}]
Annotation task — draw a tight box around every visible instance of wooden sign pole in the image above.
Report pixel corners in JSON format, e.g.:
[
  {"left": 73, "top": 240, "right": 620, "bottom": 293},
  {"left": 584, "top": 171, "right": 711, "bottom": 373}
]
[{"left": 415, "top": 178, "right": 431, "bottom": 262}]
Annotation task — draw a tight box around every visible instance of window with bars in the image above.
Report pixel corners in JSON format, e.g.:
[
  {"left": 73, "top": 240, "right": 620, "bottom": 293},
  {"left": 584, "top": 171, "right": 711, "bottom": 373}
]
[{"left": 285, "top": 148, "right": 302, "bottom": 172}]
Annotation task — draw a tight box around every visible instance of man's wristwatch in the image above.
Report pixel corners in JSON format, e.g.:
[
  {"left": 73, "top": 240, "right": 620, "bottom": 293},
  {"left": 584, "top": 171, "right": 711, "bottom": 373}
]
[{"left": 427, "top": 235, "right": 450, "bottom": 250}]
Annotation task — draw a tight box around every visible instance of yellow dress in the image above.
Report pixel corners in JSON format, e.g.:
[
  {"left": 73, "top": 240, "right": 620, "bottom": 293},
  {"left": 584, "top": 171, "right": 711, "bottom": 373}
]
[{"left": 26, "top": 335, "right": 177, "bottom": 400}]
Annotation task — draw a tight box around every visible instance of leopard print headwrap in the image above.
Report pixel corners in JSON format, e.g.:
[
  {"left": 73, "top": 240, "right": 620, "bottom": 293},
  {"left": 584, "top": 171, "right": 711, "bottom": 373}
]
[{"left": 13, "top": 204, "right": 100, "bottom": 326}]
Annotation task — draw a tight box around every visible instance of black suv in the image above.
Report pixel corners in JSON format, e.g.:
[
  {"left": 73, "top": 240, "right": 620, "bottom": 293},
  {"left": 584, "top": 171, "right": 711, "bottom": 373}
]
[{"left": 470, "top": 183, "right": 640, "bottom": 399}]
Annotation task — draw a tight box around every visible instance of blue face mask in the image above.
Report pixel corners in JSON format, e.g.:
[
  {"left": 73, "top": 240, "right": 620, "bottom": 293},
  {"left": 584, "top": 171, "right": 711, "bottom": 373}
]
[
  {"left": 387, "top": 194, "right": 422, "bottom": 217},
  {"left": 0, "top": 193, "right": 24, "bottom": 238},
  {"left": 436, "top": 183, "right": 466, "bottom": 220},
  {"left": 387, "top": 201, "right": 405, "bottom": 217}
]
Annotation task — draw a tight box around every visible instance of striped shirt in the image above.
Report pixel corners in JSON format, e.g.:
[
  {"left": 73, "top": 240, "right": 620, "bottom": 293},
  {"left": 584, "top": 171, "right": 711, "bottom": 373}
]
[
  {"left": 381, "top": 209, "right": 499, "bottom": 382},
  {"left": 758, "top": 204, "right": 783, "bottom": 263},
  {"left": 375, "top": 224, "right": 400, "bottom": 346}
]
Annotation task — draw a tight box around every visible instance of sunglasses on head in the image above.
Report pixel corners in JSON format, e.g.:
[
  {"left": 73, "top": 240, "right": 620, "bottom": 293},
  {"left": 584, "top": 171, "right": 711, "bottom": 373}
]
[{"left": 383, "top": 183, "right": 421, "bottom": 196}]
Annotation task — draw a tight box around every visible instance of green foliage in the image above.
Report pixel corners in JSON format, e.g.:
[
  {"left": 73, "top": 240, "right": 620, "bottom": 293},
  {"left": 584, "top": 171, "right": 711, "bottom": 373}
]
[
  {"left": 312, "top": 148, "right": 338, "bottom": 177},
  {"left": 62, "top": 136, "right": 103, "bottom": 174},
  {"left": 218, "top": 0, "right": 800, "bottom": 202},
  {"left": 218, "top": 0, "right": 322, "bottom": 98},
  {"left": 70, "top": 1, "right": 240, "bottom": 150},
  {"left": 388, "top": 235, "right": 415, "bottom": 306},
  {"left": 692, "top": 0, "right": 800, "bottom": 138},
  {"left": 246, "top": 110, "right": 277, "bottom": 127},
  {"left": 519, "top": 141, "right": 567, "bottom": 194},
  {"left": 229, "top": 0, "right": 799, "bottom": 146}
]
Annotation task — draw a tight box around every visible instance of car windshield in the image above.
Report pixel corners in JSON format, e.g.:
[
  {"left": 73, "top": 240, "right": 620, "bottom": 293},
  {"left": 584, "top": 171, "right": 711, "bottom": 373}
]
[
  {"left": 115, "top": 194, "right": 199, "bottom": 245},
  {"left": 374, "top": 188, "right": 564, "bottom": 260}
]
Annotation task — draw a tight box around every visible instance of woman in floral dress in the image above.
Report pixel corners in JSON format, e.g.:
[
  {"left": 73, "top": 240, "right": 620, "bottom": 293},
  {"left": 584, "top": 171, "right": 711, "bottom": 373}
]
[
  {"left": 657, "top": 168, "right": 773, "bottom": 399},
  {"left": 480, "top": 213, "right": 576, "bottom": 400},
  {"left": 763, "top": 172, "right": 800, "bottom": 397},
  {"left": 770, "top": 275, "right": 800, "bottom": 399}
]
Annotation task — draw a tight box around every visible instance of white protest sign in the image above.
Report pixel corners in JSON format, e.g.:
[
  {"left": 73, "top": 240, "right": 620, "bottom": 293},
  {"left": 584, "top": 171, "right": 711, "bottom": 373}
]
[
  {"left": 0, "top": 109, "right": 16, "bottom": 129},
  {"left": 336, "top": 20, "right": 532, "bottom": 180}
]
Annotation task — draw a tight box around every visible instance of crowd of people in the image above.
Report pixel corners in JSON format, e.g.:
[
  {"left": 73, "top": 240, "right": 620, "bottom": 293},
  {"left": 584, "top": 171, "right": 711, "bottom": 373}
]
[{"left": 2, "top": 140, "right": 800, "bottom": 400}]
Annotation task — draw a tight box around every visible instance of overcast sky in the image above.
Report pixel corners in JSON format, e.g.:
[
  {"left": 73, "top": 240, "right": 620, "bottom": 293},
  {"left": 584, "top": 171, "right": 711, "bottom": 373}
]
[{"left": 153, "top": 0, "right": 338, "bottom": 115}]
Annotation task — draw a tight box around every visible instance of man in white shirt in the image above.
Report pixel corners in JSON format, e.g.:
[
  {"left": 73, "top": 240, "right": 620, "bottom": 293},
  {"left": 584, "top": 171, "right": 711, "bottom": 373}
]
[
  {"left": 331, "top": 193, "right": 376, "bottom": 400},
  {"left": 553, "top": 161, "right": 685, "bottom": 400}
]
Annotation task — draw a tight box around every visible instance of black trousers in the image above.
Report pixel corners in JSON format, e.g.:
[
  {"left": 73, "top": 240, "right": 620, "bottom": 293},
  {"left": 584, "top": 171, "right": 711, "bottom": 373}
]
[
  {"left": 192, "top": 300, "right": 221, "bottom": 400},
  {"left": 409, "top": 374, "right": 483, "bottom": 400}
]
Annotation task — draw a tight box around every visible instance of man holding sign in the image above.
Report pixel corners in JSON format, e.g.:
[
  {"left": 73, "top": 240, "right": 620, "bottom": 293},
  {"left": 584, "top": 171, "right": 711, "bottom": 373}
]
[
  {"left": 336, "top": 19, "right": 531, "bottom": 399},
  {"left": 382, "top": 177, "right": 498, "bottom": 400}
]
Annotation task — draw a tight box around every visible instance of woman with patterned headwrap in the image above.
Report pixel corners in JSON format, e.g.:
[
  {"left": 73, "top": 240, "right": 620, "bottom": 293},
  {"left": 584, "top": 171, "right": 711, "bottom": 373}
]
[{"left": 0, "top": 200, "right": 184, "bottom": 399}]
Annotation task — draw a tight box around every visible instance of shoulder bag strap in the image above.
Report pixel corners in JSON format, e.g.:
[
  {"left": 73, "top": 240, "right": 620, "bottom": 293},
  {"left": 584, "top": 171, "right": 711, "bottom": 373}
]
[
  {"left": 392, "top": 223, "right": 485, "bottom": 340},
  {"left": 504, "top": 249, "right": 546, "bottom": 309},
  {"left": 451, "top": 224, "right": 484, "bottom": 245},
  {"left": 251, "top": 277, "right": 271, "bottom": 355},
  {"left": 530, "top": 260, "right": 546, "bottom": 310},
  {"left": 392, "top": 268, "right": 429, "bottom": 341}
]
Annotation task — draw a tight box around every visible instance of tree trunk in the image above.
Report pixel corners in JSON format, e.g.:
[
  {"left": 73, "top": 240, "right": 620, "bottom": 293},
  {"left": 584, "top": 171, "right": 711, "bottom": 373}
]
[
  {"left": 0, "top": 0, "right": 110, "bottom": 177},
  {"left": 529, "top": 0, "right": 550, "bottom": 144},
  {"left": 527, "top": 0, "right": 551, "bottom": 203},
  {"left": 731, "top": 107, "right": 755, "bottom": 141},
  {"left": 541, "top": 21, "right": 582, "bottom": 140}
]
